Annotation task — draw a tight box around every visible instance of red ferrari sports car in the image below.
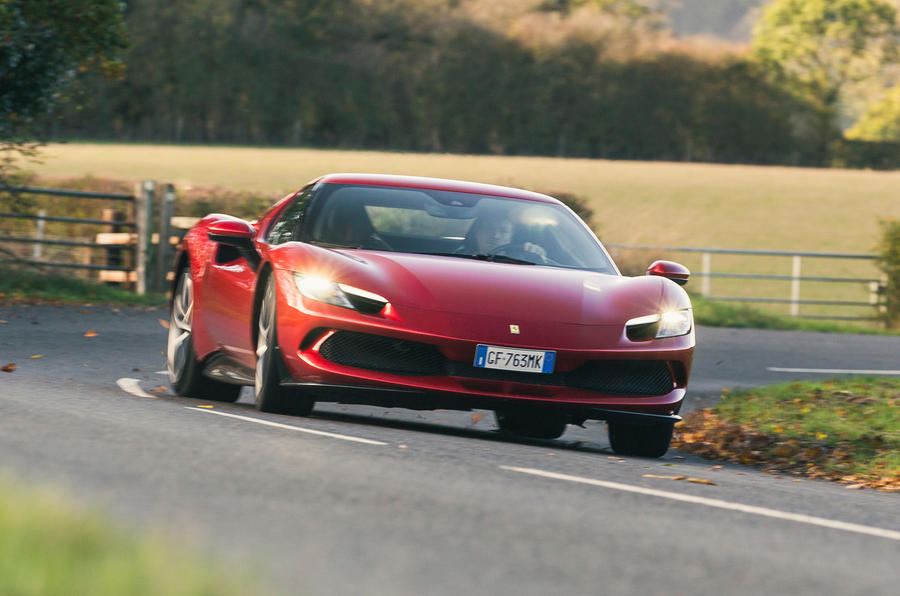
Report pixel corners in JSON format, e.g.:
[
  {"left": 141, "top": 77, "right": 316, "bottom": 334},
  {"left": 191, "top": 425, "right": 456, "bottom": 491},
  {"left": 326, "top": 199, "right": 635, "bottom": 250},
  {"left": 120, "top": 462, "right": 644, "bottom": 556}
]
[{"left": 167, "top": 174, "right": 694, "bottom": 456}]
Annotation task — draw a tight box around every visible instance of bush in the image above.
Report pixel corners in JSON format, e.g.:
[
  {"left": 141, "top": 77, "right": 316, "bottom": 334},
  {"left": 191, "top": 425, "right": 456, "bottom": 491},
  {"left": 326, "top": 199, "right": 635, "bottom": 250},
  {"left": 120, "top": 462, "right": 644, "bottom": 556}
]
[{"left": 876, "top": 218, "right": 900, "bottom": 329}]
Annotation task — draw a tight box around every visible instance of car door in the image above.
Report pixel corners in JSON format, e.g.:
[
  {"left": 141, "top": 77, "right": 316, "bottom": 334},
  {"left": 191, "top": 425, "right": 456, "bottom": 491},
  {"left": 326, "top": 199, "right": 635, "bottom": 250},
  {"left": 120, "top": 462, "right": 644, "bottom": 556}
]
[
  {"left": 201, "top": 233, "right": 259, "bottom": 367},
  {"left": 203, "top": 186, "right": 315, "bottom": 367}
]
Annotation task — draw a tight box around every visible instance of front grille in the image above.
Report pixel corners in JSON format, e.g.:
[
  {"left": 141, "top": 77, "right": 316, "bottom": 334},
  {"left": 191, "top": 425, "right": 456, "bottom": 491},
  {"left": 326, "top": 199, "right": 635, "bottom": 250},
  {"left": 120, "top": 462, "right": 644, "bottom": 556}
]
[
  {"left": 317, "top": 331, "right": 674, "bottom": 395},
  {"left": 318, "top": 331, "right": 444, "bottom": 375},
  {"left": 567, "top": 360, "right": 673, "bottom": 396}
]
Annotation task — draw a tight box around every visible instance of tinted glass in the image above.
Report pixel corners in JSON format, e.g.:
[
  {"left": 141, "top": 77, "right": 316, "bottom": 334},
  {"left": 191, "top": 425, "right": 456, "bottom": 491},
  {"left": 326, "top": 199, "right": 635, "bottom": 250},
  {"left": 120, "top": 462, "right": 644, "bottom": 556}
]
[
  {"left": 267, "top": 185, "right": 314, "bottom": 244},
  {"left": 308, "top": 183, "right": 615, "bottom": 273}
]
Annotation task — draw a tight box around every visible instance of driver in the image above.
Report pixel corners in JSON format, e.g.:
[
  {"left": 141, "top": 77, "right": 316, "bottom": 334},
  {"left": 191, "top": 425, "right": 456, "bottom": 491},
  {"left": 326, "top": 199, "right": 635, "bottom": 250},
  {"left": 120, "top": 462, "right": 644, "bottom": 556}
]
[{"left": 460, "top": 211, "right": 546, "bottom": 259}]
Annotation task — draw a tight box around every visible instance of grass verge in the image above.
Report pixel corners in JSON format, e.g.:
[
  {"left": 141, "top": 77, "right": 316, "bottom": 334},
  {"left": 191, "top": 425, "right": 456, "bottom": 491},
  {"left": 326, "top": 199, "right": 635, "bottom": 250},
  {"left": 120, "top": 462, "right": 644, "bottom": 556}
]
[
  {"left": 673, "top": 378, "right": 900, "bottom": 492},
  {"left": 0, "top": 265, "right": 166, "bottom": 306},
  {"left": 0, "top": 478, "right": 256, "bottom": 595},
  {"left": 690, "top": 293, "right": 895, "bottom": 335}
]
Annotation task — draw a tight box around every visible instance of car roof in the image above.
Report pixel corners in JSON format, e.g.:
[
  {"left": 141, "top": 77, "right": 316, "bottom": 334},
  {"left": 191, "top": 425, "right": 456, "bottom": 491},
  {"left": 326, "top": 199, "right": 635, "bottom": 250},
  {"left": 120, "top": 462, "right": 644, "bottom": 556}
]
[{"left": 311, "top": 173, "right": 560, "bottom": 204}]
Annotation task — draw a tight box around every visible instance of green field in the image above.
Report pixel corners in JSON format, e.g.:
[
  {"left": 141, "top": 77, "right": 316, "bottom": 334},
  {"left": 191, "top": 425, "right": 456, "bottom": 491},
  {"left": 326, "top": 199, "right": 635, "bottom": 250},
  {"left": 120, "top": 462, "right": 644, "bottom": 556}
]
[{"left": 23, "top": 143, "right": 900, "bottom": 321}]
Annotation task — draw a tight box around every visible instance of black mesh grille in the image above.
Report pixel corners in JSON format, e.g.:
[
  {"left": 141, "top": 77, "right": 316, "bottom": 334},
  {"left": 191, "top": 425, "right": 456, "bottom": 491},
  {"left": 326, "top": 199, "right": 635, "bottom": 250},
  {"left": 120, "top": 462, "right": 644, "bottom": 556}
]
[
  {"left": 567, "top": 360, "right": 673, "bottom": 396},
  {"left": 318, "top": 331, "right": 673, "bottom": 396},
  {"left": 319, "top": 331, "right": 445, "bottom": 375}
]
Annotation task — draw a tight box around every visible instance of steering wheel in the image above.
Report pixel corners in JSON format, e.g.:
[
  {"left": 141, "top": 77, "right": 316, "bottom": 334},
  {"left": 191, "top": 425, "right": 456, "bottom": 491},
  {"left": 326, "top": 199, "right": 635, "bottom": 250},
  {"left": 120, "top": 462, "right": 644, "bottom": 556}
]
[
  {"left": 362, "top": 232, "right": 393, "bottom": 251},
  {"left": 490, "top": 242, "right": 549, "bottom": 265}
]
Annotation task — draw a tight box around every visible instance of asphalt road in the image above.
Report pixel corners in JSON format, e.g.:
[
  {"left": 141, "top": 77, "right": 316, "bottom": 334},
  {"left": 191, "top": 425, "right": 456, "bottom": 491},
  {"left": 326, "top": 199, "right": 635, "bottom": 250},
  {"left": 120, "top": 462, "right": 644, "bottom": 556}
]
[{"left": 1, "top": 304, "right": 899, "bottom": 595}]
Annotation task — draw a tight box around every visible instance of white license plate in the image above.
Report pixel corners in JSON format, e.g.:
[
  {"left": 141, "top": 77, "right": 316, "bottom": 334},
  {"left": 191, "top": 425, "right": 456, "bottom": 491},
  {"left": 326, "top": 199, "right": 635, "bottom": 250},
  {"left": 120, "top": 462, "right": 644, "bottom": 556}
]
[{"left": 473, "top": 344, "right": 556, "bottom": 374}]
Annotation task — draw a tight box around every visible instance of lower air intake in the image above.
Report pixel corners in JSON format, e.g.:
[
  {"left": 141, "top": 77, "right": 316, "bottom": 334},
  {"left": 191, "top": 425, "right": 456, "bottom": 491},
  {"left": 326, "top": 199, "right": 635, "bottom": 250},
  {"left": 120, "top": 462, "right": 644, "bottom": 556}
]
[
  {"left": 318, "top": 331, "right": 445, "bottom": 375},
  {"left": 567, "top": 360, "right": 673, "bottom": 396}
]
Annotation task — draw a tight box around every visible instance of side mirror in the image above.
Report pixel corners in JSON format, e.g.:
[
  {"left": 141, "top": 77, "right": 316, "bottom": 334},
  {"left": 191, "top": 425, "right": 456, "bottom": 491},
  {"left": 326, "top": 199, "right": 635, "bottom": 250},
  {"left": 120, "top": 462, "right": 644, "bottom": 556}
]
[
  {"left": 647, "top": 260, "right": 690, "bottom": 286},
  {"left": 207, "top": 216, "right": 260, "bottom": 271}
]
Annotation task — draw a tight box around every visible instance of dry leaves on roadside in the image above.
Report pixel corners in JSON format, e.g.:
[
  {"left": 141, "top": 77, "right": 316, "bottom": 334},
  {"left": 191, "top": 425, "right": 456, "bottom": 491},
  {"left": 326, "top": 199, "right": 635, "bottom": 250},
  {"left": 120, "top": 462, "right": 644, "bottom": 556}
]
[
  {"left": 2, "top": 363, "right": 15, "bottom": 372},
  {"left": 84, "top": 330, "right": 98, "bottom": 338},
  {"left": 643, "top": 474, "right": 686, "bottom": 481},
  {"left": 686, "top": 478, "right": 717, "bottom": 486},
  {"left": 673, "top": 408, "right": 900, "bottom": 492},
  {"left": 158, "top": 319, "right": 170, "bottom": 329}
]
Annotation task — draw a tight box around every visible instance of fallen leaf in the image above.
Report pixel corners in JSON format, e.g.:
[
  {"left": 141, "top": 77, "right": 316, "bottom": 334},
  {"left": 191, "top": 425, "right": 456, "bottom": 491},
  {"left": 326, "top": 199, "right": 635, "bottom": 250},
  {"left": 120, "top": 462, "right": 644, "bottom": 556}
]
[
  {"left": 1, "top": 363, "right": 15, "bottom": 372},
  {"left": 197, "top": 405, "right": 214, "bottom": 409},
  {"left": 83, "top": 330, "right": 98, "bottom": 338},
  {"left": 643, "top": 474, "right": 686, "bottom": 481},
  {"left": 686, "top": 477, "right": 716, "bottom": 486},
  {"left": 158, "top": 318, "right": 170, "bottom": 329},
  {"left": 710, "top": 465, "right": 724, "bottom": 470},
  {"left": 150, "top": 385, "right": 167, "bottom": 393},
  {"left": 470, "top": 413, "right": 484, "bottom": 425},
  {"left": 29, "top": 354, "right": 42, "bottom": 359}
]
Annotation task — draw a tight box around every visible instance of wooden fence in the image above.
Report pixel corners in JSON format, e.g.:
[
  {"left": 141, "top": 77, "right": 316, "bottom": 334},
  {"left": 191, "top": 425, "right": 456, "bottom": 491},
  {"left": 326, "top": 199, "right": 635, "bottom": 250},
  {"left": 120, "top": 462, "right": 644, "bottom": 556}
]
[{"left": 0, "top": 182, "right": 182, "bottom": 294}]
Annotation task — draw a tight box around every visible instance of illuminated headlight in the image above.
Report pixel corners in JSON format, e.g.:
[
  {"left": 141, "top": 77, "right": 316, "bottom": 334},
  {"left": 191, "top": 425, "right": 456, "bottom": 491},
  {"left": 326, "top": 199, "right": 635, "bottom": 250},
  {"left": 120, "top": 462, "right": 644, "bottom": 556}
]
[
  {"left": 625, "top": 309, "right": 692, "bottom": 341},
  {"left": 293, "top": 273, "right": 389, "bottom": 314}
]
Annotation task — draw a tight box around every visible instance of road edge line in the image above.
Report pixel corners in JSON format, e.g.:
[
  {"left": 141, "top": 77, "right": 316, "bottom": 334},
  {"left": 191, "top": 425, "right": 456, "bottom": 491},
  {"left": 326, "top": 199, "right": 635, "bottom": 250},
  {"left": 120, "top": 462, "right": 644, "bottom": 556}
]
[
  {"left": 500, "top": 465, "right": 900, "bottom": 542},
  {"left": 186, "top": 407, "right": 388, "bottom": 445},
  {"left": 116, "top": 378, "right": 157, "bottom": 399}
]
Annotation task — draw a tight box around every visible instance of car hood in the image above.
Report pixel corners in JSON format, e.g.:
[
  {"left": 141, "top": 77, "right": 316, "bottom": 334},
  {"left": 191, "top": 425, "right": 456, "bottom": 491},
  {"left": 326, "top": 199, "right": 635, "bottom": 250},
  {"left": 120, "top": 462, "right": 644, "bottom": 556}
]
[{"left": 278, "top": 247, "right": 687, "bottom": 326}]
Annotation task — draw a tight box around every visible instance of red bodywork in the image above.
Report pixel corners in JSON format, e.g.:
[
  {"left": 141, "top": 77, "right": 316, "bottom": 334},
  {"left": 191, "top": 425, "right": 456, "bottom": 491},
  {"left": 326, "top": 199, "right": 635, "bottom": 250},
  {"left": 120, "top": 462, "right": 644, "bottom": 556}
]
[{"left": 177, "top": 174, "right": 694, "bottom": 418}]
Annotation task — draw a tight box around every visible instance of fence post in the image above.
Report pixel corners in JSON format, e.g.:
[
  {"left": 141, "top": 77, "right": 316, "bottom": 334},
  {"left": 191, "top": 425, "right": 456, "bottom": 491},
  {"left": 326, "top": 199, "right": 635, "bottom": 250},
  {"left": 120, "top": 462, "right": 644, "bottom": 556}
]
[
  {"left": 33, "top": 209, "right": 46, "bottom": 260},
  {"left": 134, "top": 180, "right": 155, "bottom": 295},
  {"left": 156, "top": 183, "right": 175, "bottom": 293},
  {"left": 101, "top": 208, "right": 126, "bottom": 273},
  {"left": 701, "top": 252, "right": 711, "bottom": 296},
  {"left": 790, "top": 255, "right": 802, "bottom": 316}
]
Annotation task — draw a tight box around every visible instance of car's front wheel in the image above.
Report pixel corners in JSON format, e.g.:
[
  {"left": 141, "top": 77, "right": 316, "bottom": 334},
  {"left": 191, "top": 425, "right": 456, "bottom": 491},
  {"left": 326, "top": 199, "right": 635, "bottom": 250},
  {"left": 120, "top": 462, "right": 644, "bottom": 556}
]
[
  {"left": 607, "top": 421, "right": 673, "bottom": 458},
  {"left": 495, "top": 407, "right": 568, "bottom": 439},
  {"left": 167, "top": 269, "right": 242, "bottom": 401},
  {"left": 254, "top": 275, "right": 315, "bottom": 416}
]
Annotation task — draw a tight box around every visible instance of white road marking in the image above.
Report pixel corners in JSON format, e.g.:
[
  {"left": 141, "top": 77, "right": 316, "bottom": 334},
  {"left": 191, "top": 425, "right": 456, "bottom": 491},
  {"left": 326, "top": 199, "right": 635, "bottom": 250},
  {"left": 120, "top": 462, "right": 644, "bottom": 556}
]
[
  {"left": 186, "top": 407, "right": 388, "bottom": 445},
  {"left": 116, "top": 378, "right": 156, "bottom": 399},
  {"left": 768, "top": 367, "right": 900, "bottom": 375},
  {"left": 501, "top": 466, "right": 900, "bottom": 542}
]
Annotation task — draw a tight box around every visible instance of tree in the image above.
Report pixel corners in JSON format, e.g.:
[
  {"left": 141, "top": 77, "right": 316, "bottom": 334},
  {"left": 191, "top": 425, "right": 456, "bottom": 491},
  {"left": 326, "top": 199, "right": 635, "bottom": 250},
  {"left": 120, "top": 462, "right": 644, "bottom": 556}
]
[
  {"left": 0, "top": 0, "right": 127, "bottom": 178},
  {"left": 847, "top": 85, "right": 900, "bottom": 140},
  {"left": 750, "top": 0, "right": 899, "bottom": 157}
]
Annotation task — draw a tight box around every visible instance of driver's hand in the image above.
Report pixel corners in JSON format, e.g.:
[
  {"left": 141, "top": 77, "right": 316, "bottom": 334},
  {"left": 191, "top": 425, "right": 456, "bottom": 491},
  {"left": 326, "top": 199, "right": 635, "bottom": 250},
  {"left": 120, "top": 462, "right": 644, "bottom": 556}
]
[{"left": 523, "top": 242, "right": 547, "bottom": 258}]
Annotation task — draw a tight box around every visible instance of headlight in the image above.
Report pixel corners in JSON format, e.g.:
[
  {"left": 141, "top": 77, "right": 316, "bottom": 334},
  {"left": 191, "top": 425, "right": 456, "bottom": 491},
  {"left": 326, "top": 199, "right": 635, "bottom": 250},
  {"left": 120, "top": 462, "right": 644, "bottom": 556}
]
[
  {"left": 293, "top": 273, "right": 389, "bottom": 314},
  {"left": 625, "top": 309, "right": 692, "bottom": 341}
]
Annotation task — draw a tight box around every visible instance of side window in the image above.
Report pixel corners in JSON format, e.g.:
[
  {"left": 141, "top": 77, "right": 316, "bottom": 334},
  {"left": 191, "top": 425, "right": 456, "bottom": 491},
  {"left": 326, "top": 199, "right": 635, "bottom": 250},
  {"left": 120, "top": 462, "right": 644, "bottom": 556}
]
[{"left": 267, "top": 185, "right": 314, "bottom": 245}]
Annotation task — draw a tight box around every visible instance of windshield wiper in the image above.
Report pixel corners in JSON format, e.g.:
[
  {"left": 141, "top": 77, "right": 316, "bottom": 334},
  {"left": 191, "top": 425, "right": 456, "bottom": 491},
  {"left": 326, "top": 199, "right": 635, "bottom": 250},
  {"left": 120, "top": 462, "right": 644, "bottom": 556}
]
[
  {"left": 309, "top": 240, "right": 363, "bottom": 249},
  {"left": 419, "top": 252, "right": 536, "bottom": 265}
]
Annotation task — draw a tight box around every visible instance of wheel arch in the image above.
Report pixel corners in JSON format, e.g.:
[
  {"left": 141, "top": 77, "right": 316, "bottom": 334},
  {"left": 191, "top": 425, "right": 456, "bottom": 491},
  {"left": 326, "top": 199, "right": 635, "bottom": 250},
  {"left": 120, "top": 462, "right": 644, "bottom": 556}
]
[
  {"left": 251, "top": 262, "right": 274, "bottom": 350},
  {"left": 170, "top": 250, "right": 190, "bottom": 306}
]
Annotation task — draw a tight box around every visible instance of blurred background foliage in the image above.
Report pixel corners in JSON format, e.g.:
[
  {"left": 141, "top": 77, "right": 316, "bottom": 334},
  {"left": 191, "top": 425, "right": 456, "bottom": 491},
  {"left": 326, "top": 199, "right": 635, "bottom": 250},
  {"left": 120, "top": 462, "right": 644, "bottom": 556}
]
[{"left": 4, "top": 0, "right": 900, "bottom": 168}]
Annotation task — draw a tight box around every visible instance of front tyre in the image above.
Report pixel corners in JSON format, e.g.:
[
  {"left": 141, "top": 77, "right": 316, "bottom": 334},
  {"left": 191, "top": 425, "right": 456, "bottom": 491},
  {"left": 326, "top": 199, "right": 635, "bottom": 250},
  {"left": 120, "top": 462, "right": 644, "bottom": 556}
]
[
  {"left": 167, "top": 269, "right": 241, "bottom": 401},
  {"left": 607, "top": 421, "right": 673, "bottom": 458},
  {"left": 254, "top": 275, "right": 314, "bottom": 416}
]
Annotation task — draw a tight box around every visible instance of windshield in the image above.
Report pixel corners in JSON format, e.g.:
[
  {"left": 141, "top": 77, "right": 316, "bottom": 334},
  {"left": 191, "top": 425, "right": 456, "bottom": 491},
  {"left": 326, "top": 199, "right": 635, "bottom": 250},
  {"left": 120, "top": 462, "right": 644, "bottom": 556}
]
[{"left": 306, "top": 183, "right": 616, "bottom": 273}]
